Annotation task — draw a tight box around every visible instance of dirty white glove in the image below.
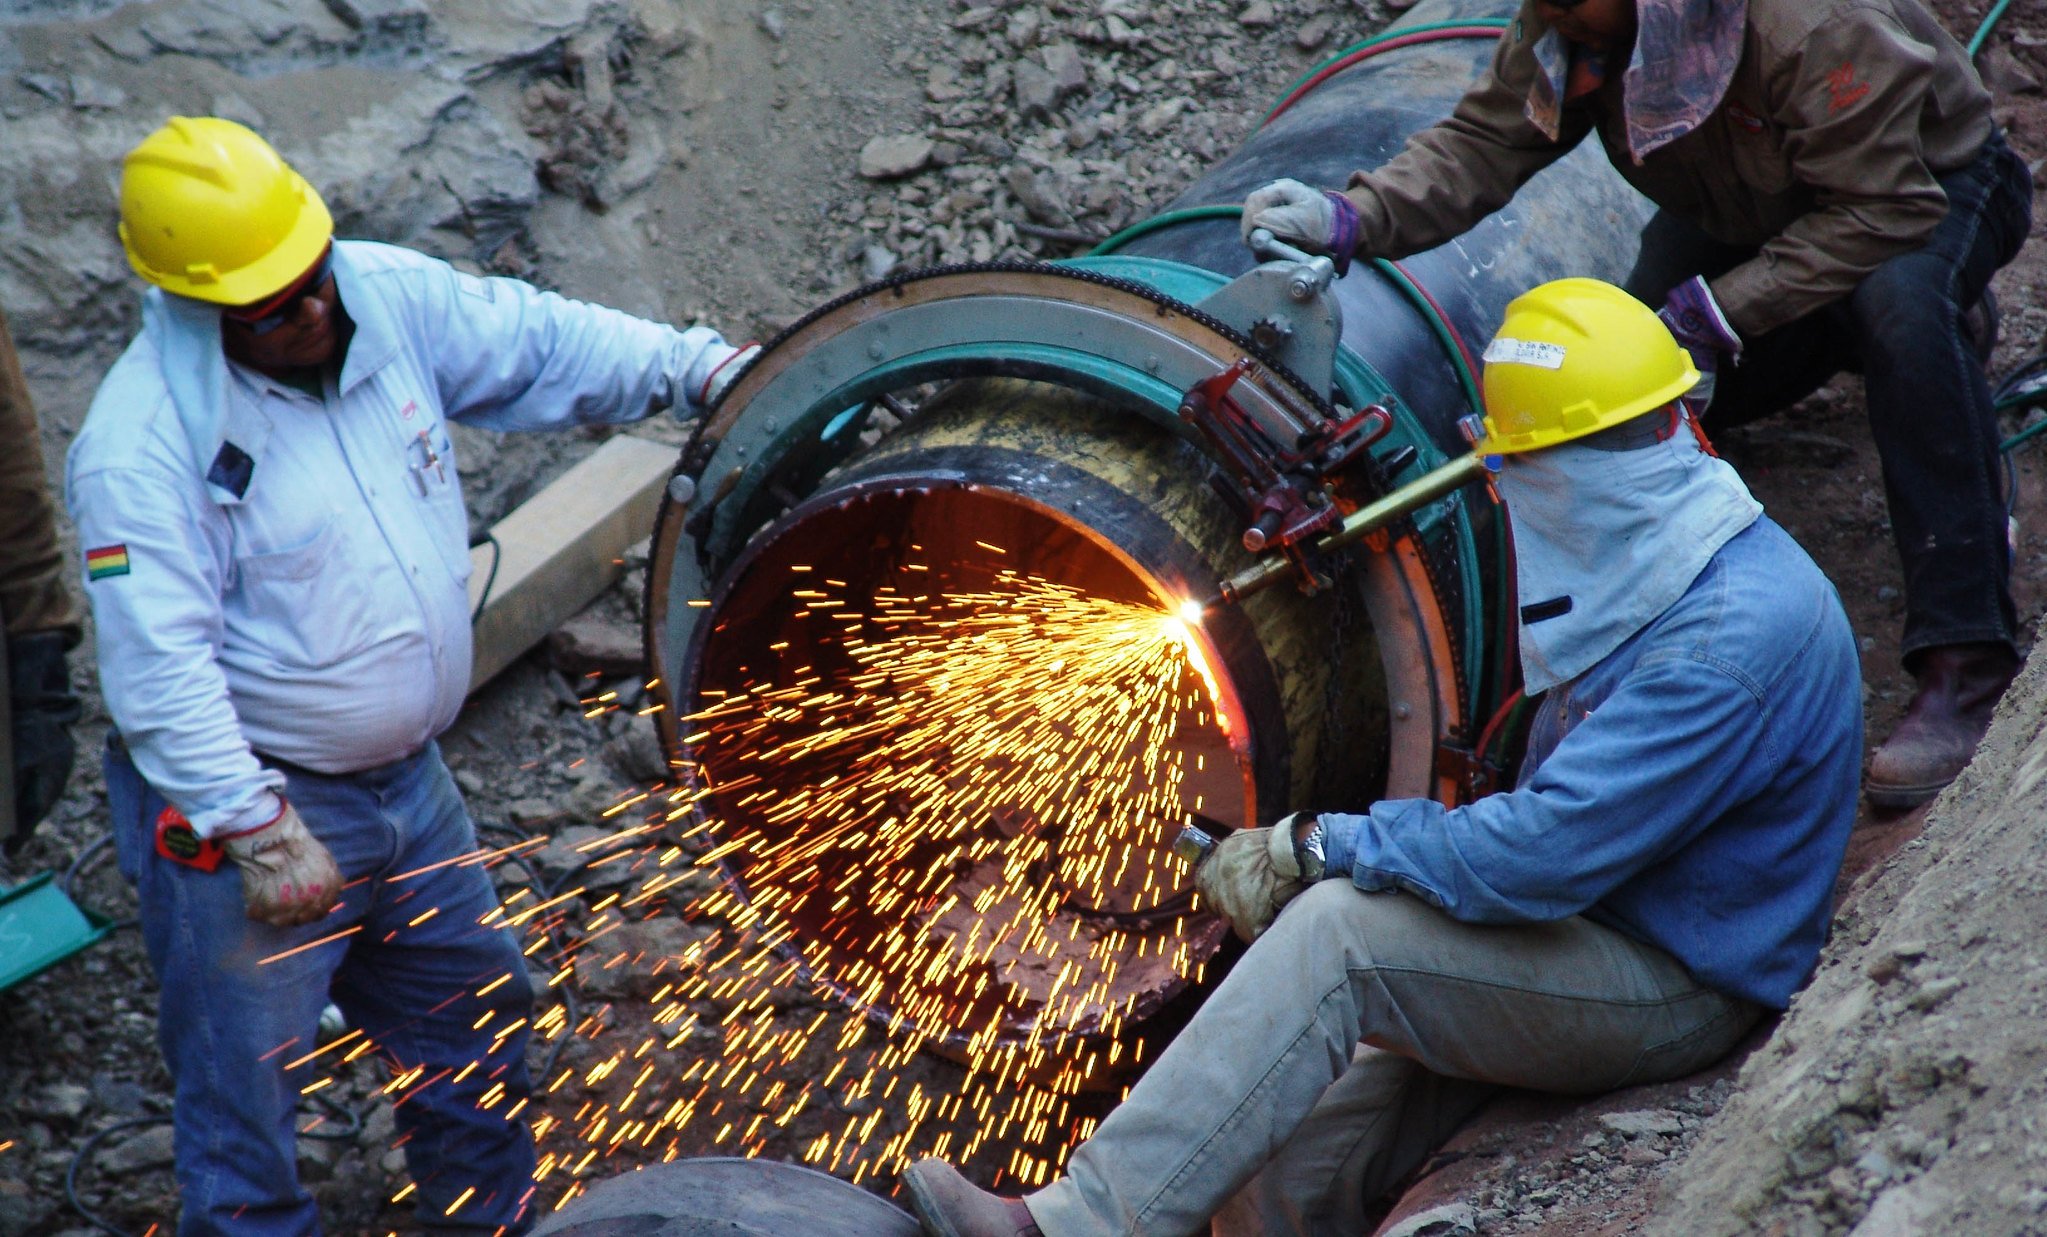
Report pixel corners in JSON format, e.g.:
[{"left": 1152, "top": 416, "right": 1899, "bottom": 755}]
[
  {"left": 1240, "top": 179, "right": 1359, "bottom": 272},
  {"left": 1195, "top": 812, "right": 1324, "bottom": 942},
  {"left": 221, "top": 802, "right": 343, "bottom": 928},
  {"left": 694, "top": 341, "right": 762, "bottom": 411}
]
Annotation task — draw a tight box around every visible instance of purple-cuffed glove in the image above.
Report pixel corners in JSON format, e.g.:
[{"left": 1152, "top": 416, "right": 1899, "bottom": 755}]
[
  {"left": 1240, "top": 179, "right": 1361, "bottom": 276},
  {"left": 1656, "top": 276, "right": 1743, "bottom": 417}
]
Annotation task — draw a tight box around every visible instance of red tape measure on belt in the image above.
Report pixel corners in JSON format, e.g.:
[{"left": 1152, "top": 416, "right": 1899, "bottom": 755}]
[{"left": 154, "top": 806, "right": 225, "bottom": 872}]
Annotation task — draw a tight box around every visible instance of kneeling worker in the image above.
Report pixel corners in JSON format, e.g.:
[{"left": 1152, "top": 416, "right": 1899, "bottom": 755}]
[
  {"left": 69, "top": 117, "right": 756, "bottom": 1235},
  {"left": 900, "top": 278, "right": 1864, "bottom": 1237},
  {"left": 1240, "top": 0, "right": 2029, "bottom": 806}
]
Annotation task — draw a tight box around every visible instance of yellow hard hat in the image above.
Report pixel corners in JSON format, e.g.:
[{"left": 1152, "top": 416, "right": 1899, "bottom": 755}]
[
  {"left": 118, "top": 117, "right": 333, "bottom": 306},
  {"left": 1477, "top": 277, "right": 1699, "bottom": 455}
]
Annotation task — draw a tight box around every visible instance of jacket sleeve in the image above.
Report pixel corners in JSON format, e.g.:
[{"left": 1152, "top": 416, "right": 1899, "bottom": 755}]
[
  {"left": 1338, "top": 27, "right": 1588, "bottom": 260},
  {"left": 66, "top": 462, "right": 284, "bottom": 837},
  {"left": 1708, "top": 8, "right": 1952, "bottom": 337},
  {"left": 406, "top": 259, "right": 733, "bottom": 430},
  {"left": 0, "top": 305, "right": 81, "bottom": 643},
  {"left": 1318, "top": 653, "right": 1772, "bottom": 923}
]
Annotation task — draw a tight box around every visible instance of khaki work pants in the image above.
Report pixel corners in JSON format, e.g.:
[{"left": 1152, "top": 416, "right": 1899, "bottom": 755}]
[{"left": 1026, "top": 881, "right": 1761, "bottom": 1237}]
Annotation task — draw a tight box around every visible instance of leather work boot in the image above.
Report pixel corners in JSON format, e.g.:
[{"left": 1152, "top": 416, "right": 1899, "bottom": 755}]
[
  {"left": 1867, "top": 642, "right": 2020, "bottom": 809},
  {"left": 900, "top": 1158, "right": 1044, "bottom": 1237}
]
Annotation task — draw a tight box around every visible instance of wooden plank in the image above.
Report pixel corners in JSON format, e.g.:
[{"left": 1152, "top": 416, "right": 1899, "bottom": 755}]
[{"left": 466, "top": 435, "right": 678, "bottom": 693}]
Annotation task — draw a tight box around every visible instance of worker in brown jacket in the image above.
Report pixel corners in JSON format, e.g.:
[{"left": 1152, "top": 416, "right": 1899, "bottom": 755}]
[
  {"left": 0, "top": 303, "right": 83, "bottom": 852},
  {"left": 1242, "top": 0, "right": 2033, "bottom": 808}
]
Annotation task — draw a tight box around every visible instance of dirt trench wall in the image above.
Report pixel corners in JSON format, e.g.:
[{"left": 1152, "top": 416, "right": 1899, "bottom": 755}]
[{"left": 1646, "top": 653, "right": 2047, "bottom": 1237}]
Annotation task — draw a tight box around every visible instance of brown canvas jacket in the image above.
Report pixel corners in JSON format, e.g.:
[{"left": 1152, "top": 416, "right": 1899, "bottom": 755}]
[
  {"left": 1341, "top": 0, "right": 1993, "bottom": 337},
  {"left": 0, "top": 305, "right": 81, "bottom": 643}
]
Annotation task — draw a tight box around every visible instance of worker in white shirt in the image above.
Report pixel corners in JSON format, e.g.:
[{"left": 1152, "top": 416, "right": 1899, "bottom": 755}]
[{"left": 67, "top": 116, "right": 756, "bottom": 1236}]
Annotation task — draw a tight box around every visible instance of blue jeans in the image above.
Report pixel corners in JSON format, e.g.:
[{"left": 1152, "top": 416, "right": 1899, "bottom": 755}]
[
  {"left": 1627, "top": 133, "right": 2035, "bottom": 660},
  {"left": 109, "top": 740, "right": 537, "bottom": 1236}
]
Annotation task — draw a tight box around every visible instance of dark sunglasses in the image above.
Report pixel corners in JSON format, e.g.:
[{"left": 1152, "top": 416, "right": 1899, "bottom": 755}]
[
  {"left": 1538, "top": 0, "right": 1592, "bottom": 8},
  {"left": 222, "top": 248, "right": 334, "bottom": 336}
]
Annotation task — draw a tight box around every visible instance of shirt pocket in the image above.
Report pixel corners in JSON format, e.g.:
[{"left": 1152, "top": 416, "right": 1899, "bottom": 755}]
[
  {"left": 410, "top": 420, "right": 474, "bottom": 588},
  {"left": 229, "top": 517, "right": 380, "bottom": 670},
  {"left": 1721, "top": 102, "right": 1795, "bottom": 198}
]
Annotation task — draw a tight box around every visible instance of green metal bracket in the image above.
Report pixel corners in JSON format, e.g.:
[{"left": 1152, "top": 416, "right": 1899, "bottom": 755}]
[{"left": 0, "top": 871, "right": 114, "bottom": 994}]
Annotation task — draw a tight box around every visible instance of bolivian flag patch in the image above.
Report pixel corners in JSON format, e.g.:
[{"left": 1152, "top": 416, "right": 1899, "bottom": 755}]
[{"left": 85, "top": 544, "right": 130, "bottom": 580}]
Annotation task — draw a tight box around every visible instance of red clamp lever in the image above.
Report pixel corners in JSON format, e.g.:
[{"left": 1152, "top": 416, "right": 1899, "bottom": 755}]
[{"left": 1178, "top": 360, "right": 1342, "bottom": 554}]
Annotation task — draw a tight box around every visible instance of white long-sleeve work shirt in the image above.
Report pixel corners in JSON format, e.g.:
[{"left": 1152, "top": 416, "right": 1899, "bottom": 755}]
[{"left": 67, "top": 240, "right": 731, "bottom": 836}]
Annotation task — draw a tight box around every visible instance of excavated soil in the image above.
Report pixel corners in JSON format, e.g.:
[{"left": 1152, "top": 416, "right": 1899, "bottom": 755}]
[{"left": 1, "top": 0, "right": 2044, "bottom": 1233}]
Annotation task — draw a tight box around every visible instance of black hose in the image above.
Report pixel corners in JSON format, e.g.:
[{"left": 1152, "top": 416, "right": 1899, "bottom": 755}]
[
  {"left": 59, "top": 833, "right": 139, "bottom": 931},
  {"left": 470, "top": 532, "right": 504, "bottom": 623},
  {"left": 65, "top": 1115, "right": 173, "bottom": 1237},
  {"left": 301, "top": 1089, "right": 368, "bottom": 1142}
]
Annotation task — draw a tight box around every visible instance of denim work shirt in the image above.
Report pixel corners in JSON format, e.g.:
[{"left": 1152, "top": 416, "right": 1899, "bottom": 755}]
[
  {"left": 1322, "top": 518, "right": 1862, "bottom": 1009},
  {"left": 68, "top": 240, "right": 731, "bottom": 836}
]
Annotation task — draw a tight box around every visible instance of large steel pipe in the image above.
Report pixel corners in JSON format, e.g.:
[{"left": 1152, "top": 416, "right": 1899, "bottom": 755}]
[
  {"left": 645, "top": 0, "right": 1683, "bottom": 1079},
  {"left": 682, "top": 378, "right": 1397, "bottom": 1068}
]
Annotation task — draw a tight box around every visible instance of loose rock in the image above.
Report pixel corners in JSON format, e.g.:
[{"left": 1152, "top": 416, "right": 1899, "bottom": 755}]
[
  {"left": 97, "top": 1123, "right": 176, "bottom": 1176},
  {"left": 1005, "top": 165, "right": 1075, "bottom": 227},
  {"left": 858, "top": 134, "right": 935, "bottom": 180},
  {"left": 1137, "top": 97, "right": 1191, "bottom": 136},
  {"left": 27, "top": 1083, "right": 91, "bottom": 1124},
  {"left": 547, "top": 611, "right": 644, "bottom": 681},
  {"left": 1599, "top": 1109, "right": 1687, "bottom": 1139},
  {"left": 1295, "top": 12, "right": 1337, "bottom": 51}
]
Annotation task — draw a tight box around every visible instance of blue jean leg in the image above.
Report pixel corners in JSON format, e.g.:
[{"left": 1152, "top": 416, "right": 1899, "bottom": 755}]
[
  {"left": 108, "top": 741, "right": 537, "bottom": 1236},
  {"left": 108, "top": 742, "right": 383, "bottom": 1237},
  {"left": 316, "top": 747, "right": 537, "bottom": 1232}
]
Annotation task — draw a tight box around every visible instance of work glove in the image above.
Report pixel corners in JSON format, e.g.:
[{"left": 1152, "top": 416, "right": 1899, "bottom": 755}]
[
  {"left": 694, "top": 341, "right": 762, "bottom": 413},
  {"left": 221, "top": 801, "right": 343, "bottom": 928},
  {"left": 7, "top": 630, "right": 81, "bottom": 854},
  {"left": 1240, "top": 179, "right": 1360, "bottom": 275},
  {"left": 1656, "top": 276, "right": 1742, "bottom": 419},
  {"left": 1195, "top": 812, "right": 1325, "bottom": 943}
]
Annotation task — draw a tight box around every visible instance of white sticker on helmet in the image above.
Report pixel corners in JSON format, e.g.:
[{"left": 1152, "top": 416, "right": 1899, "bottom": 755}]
[{"left": 1482, "top": 337, "right": 1566, "bottom": 370}]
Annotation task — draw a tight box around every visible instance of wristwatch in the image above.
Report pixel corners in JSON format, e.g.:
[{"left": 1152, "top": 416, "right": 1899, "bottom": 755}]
[{"left": 1293, "top": 815, "right": 1327, "bottom": 881}]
